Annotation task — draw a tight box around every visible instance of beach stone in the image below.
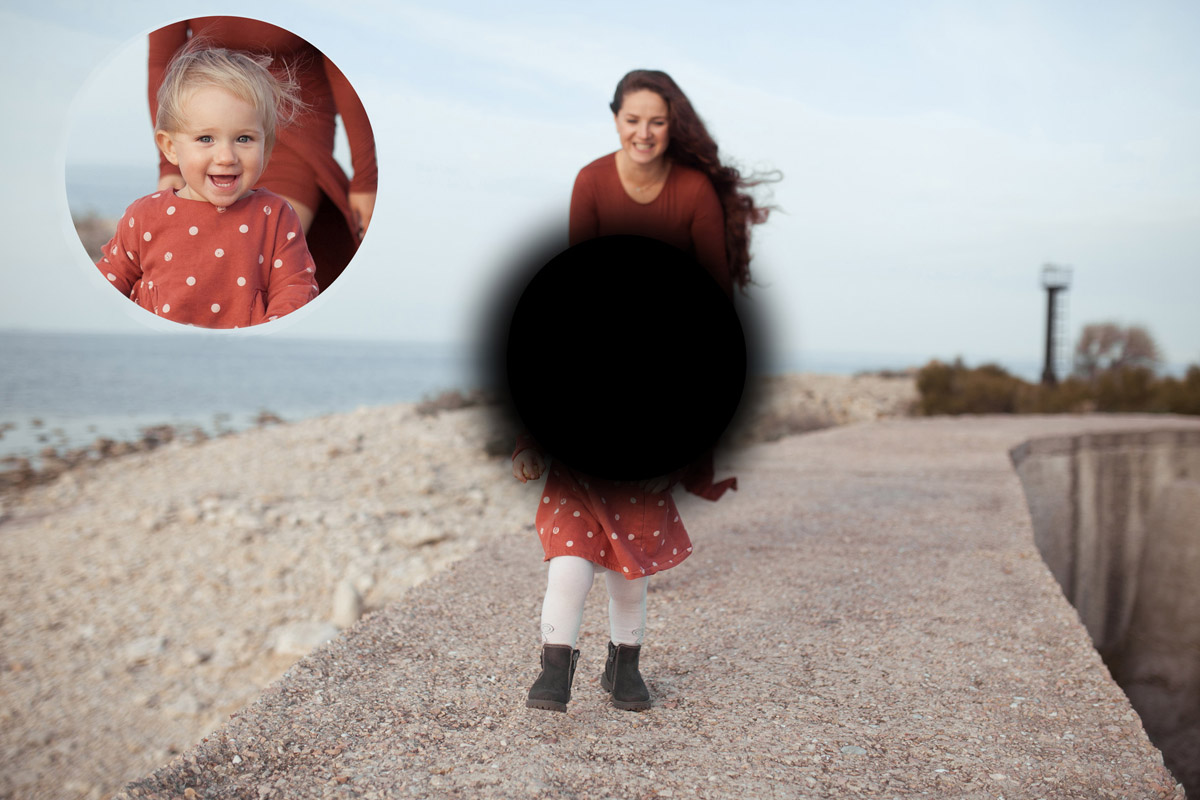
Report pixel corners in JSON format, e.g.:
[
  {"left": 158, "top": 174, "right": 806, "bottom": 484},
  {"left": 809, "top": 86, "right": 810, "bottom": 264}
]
[
  {"left": 63, "top": 781, "right": 101, "bottom": 800},
  {"left": 272, "top": 622, "right": 340, "bottom": 657},
  {"left": 165, "top": 692, "right": 201, "bottom": 717},
  {"left": 331, "top": 580, "right": 363, "bottom": 629},
  {"left": 124, "top": 636, "right": 167, "bottom": 665},
  {"left": 180, "top": 648, "right": 213, "bottom": 667},
  {"left": 231, "top": 511, "right": 265, "bottom": 531}
]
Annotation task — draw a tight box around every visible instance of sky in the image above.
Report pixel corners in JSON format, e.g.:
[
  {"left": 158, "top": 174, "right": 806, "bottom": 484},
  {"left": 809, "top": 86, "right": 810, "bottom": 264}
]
[{"left": 1, "top": 0, "right": 1197, "bottom": 373}]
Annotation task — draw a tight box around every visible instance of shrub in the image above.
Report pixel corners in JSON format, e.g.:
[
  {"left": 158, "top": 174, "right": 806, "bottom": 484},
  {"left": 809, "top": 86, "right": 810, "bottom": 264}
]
[
  {"left": 1156, "top": 366, "right": 1200, "bottom": 415},
  {"left": 1093, "top": 366, "right": 1159, "bottom": 412},
  {"left": 916, "top": 359, "right": 1199, "bottom": 417},
  {"left": 916, "top": 359, "right": 1024, "bottom": 415}
]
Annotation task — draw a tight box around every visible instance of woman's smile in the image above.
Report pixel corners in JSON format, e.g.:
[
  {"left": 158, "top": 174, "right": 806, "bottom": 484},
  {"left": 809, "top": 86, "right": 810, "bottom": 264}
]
[{"left": 615, "top": 89, "right": 670, "bottom": 166}]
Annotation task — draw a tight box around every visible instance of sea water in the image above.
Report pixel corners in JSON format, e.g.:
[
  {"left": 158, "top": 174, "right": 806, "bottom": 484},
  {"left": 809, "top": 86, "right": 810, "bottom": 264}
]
[
  {"left": 0, "top": 330, "right": 476, "bottom": 462},
  {"left": 3, "top": 329, "right": 1041, "bottom": 465}
]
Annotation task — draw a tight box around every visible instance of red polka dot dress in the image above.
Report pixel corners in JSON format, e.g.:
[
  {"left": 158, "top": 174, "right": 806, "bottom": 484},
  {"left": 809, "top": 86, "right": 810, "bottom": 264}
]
[
  {"left": 521, "top": 152, "right": 738, "bottom": 579},
  {"left": 96, "top": 188, "right": 318, "bottom": 328},
  {"left": 535, "top": 465, "right": 694, "bottom": 579}
]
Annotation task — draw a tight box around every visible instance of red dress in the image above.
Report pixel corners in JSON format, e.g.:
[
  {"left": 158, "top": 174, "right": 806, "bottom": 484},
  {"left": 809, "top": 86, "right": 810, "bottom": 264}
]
[
  {"left": 569, "top": 152, "right": 731, "bottom": 295},
  {"left": 148, "top": 17, "right": 377, "bottom": 290},
  {"left": 96, "top": 188, "right": 318, "bottom": 328},
  {"left": 518, "top": 153, "right": 737, "bottom": 579}
]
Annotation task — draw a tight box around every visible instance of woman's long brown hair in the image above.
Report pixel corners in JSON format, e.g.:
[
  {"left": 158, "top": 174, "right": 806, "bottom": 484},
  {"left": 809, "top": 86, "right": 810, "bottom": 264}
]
[{"left": 610, "top": 69, "right": 777, "bottom": 291}]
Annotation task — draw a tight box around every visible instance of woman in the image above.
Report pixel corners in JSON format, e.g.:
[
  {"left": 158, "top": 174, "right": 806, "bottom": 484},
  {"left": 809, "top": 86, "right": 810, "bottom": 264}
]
[
  {"left": 515, "top": 69, "right": 775, "bottom": 713},
  {"left": 568, "top": 69, "right": 769, "bottom": 296},
  {"left": 148, "top": 16, "right": 377, "bottom": 291}
]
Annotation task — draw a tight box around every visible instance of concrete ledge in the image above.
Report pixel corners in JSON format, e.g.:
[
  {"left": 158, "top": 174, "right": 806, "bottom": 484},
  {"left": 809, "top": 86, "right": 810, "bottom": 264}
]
[
  {"left": 1013, "top": 426, "right": 1200, "bottom": 793},
  {"left": 118, "top": 416, "right": 1195, "bottom": 799}
]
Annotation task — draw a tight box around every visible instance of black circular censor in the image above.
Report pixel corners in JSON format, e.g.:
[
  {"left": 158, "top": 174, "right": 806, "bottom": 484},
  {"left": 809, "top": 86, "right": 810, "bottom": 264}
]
[{"left": 506, "top": 235, "right": 746, "bottom": 481}]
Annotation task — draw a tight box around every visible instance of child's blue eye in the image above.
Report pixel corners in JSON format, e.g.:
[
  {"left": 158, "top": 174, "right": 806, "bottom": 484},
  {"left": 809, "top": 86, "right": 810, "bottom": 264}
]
[{"left": 197, "top": 135, "right": 213, "bottom": 143}]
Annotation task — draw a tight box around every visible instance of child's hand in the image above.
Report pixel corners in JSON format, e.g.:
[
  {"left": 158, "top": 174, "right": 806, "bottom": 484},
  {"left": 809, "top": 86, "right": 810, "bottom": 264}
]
[{"left": 513, "top": 450, "right": 545, "bottom": 483}]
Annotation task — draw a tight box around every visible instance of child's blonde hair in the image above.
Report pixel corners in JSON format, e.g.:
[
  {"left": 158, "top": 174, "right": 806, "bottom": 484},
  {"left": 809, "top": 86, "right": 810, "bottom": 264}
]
[{"left": 155, "top": 41, "right": 303, "bottom": 154}]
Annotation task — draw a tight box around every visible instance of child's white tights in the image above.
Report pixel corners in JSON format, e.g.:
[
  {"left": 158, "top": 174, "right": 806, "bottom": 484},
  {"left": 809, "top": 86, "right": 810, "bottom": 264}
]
[{"left": 540, "top": 555, "right": 647, "bottom": 648}]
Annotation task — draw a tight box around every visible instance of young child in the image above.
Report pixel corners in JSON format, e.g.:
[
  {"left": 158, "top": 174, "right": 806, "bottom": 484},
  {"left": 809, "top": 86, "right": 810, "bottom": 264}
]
[
  {"left": 96, "top": 45, "right": 318, "bottom": 328},
  {"left": 514, "top": 441, "right": 736, "bottom": 713}
]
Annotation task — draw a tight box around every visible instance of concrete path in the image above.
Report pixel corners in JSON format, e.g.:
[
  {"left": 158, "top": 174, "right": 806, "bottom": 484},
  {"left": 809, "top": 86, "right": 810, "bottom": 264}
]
[{"left": 118, "top": 416, "right": 1194, "bottom": 799}]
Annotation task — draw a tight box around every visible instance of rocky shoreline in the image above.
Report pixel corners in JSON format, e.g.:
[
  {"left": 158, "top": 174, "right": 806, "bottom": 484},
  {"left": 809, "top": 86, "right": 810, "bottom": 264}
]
[
  {"left": 0, "top": 373, "right": 916, "bottom": 800},
  {"left": 1, "top": 374, "right": 915, "bottom": 494}
]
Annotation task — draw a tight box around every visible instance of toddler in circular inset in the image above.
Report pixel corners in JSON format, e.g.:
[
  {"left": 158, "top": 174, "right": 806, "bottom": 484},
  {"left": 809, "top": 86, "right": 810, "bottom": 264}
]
[{"left": 95, "top": 44, "right": 318, "bottom": 328}]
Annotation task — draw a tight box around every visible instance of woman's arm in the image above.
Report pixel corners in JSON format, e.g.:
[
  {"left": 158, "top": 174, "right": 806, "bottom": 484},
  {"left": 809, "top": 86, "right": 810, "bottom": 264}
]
[
  {"left": 568, "top": 170, "right": 599, "bottom": 247},
  {"left": 324, "top": 56, "right": 377, "bottom": 238},
  {"left": 147, "top": 22, "right": 190, "bottom": 185}
]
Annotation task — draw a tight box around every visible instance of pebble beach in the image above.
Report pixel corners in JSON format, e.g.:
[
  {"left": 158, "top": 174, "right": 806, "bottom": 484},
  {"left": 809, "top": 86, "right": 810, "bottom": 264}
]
[{"left": 0, "top": 373, "right": 917, "bottom": 800}]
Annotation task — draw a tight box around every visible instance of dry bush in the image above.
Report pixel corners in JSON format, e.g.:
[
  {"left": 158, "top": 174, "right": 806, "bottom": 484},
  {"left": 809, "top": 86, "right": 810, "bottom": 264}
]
[
  {"left": 1075, "top": 322, "right": 1161, "bottom": 379},
  {"left": 916, "top": 359, "right": 1200, "bottom": 417},
  {"left": 916, "top": 359, "right": 1024, "bottom": 415},
  {"left": 1156, "top": 366, "right": 1200, "bottom": 415}
]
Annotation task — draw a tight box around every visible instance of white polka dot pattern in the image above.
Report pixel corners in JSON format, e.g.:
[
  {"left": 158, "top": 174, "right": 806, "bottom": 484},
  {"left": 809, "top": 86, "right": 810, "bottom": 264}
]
[
  {"left": 95, "top": 189, "right": 318, "bottom": 329},
  {"left": 532, "top": 474, "right": 696, "bottom": 579}
]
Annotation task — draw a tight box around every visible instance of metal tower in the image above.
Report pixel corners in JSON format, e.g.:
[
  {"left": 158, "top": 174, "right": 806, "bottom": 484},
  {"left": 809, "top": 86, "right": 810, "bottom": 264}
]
[{"left": 1040, "top": 264, "right": 1072, "bottom": 385}]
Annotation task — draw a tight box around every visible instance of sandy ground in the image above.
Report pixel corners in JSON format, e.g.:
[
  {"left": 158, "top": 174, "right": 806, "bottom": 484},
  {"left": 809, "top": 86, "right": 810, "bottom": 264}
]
[
  {"left": 115, "top": 414, "right": 1192, "bottom": 800},
  {"left": 0, "top": 373, "right": 916, "bottom": 800}
]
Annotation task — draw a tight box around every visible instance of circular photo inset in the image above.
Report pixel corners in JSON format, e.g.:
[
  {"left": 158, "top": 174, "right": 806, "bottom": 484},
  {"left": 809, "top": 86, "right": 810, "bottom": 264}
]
[{"left": 66, "top": 15, "right": 377, "bottom": 329}]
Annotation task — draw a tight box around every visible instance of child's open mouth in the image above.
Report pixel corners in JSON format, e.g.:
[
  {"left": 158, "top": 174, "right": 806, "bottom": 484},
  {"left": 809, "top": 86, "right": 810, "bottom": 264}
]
[{"left": 209, "top": 174, "right": 239, "bottom": 189}]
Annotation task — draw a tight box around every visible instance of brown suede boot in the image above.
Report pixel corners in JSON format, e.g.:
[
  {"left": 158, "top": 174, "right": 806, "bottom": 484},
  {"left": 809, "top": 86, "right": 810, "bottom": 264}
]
[
  {"left": 526, "top": 644, "right": 580, "bottom": 712},
  {"left": 600, "top": 640, "right": 652, "bottom": 711}
]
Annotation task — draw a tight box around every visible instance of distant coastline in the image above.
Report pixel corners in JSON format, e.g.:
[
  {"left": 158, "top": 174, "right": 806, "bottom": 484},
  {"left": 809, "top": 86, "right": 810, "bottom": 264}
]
[{"left": 0, "top": 325, "right": 1071, "bottom": 466}]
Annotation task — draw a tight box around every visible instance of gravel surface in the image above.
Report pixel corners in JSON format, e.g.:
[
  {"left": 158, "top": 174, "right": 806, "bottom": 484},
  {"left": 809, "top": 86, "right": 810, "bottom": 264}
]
[
  {"left": 105, "top": 414, "right": 1194, "bottom": 799},
  {"left": 0, "top": 374, "right": 913, "bottom": 800}
]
